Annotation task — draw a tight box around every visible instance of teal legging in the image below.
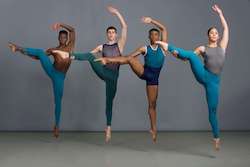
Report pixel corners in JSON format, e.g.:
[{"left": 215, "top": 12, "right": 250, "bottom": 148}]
[
  {"left": 23, "top": 48, "right": 66, "bottom": 128},
  {"left": 168, "top": 44, "right": 220, "bottom": 138},
  {"left": 73, "top": 53, "right": 119, "bottom": 126}
]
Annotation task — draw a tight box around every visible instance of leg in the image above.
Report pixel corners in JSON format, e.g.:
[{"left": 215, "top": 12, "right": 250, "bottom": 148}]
[
  {"left": 104, "top": 77, "right": 118, "bottom": 143},
  {"left": 73, "top": 52, "right": 115, "bottom": 81},
  {"left": 52, "top": 72, "right": 65, "bottom": 137},
  {"left": 205, "top": 74, "right": 221, "bottom": 150},
  {"left": 168, "top": 45, "right": 206, "bottom": 84},
  {"left": 96, "top": 55, "right": 145, "bottom": 78},
  {"left": 146, "top": 85, "right": 158, "bottom": 143},
  {"left": 23, "top": 48, "right": 54, "bottom": 78}
]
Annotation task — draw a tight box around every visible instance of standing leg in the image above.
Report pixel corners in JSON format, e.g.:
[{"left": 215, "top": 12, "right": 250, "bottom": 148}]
[
  {"left": 146, "top": 85, "right": 158, "bottom": 143},
  {"left": 205, "top": 73, "right": 221, "bottom": 150},
  {"left": 52, "top": 72, "right": 65, "bottom": 138},
  {"left": 104, "top": 76, "right": 118, "bottom": 143}
]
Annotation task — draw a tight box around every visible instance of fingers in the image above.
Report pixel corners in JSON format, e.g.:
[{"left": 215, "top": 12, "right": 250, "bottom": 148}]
[{"left": 51, "top": 23, "right": 60, "bottom": 31}]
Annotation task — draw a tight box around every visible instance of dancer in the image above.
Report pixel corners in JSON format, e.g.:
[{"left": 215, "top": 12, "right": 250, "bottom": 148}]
[
  {"left": 95, "top": 16, "right": 168, "bottom": 143},
  {"left": 8, "top": 23, "right": 75, "bottom": 138},
  {"left": 156, "top": 4, "right": 229, "bottom": 150},
  {"left": 53, "top": 6, "right": 127, "bottom": 142}
]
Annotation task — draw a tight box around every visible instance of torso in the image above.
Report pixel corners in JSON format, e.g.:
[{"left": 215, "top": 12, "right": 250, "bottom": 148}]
[
  {"left": 144, "top": 45, "right": 165, "bottom": 68},
  {"left": 51, "top": 46, "right": 72, "bottom": 73},
  {"left": 102, "top": 43, "right": 121, "bottom": 71},
  {"left": 202, "top": 46, "right": 226, "bottom": 75}
]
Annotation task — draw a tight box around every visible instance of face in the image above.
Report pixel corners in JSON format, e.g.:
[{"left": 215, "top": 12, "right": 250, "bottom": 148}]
[
  {"left": 106, "top": 29, "right": 117, "bottom": 42},
  {"left": 58, "top": 33, "right": 68, "bottom": 45},
  {"left": 208, "top": 28, "right": 219, "bottom": 43},
  {"left": 149, "top": 31, "right": 160, "bottom": 44}
]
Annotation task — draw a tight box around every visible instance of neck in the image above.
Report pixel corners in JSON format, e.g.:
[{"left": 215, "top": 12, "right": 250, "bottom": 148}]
[
  {"left": 150, "top": 42, "right": 157, "bottom": 47},
  {"left": 208, "top": 41, "right": 217, "bottom": 48},
  {"left": 107, "top": 40, "right": 116, "bottom": 45}
]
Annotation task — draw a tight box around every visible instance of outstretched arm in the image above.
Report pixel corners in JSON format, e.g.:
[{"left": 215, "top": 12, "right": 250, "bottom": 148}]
[
  {"left": 141, "top": 17, "right": 168, "bottom": 42},
  {"left": 52, "top": 22, "right": 76, "bottom": 50},
  {"left": 107, "top": 5, "right": 127, "bottom": 53},
  {"left": 212, "top": 4, "right": 229, "bottom": 50},
  {"left": 95, "top": 46, "right": 145, "bottom": 65}
]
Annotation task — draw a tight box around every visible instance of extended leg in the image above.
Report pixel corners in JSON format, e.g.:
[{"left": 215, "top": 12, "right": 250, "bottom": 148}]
[{"left": 168, "top": 44, "right": 206, "bottom": 84}]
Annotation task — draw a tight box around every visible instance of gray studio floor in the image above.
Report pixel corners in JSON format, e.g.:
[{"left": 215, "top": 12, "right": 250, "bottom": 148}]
[{"left": 0, "top": 132, "right": 250, "bottom": 167}]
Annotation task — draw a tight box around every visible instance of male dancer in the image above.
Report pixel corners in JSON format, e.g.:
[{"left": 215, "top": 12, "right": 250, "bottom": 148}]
[
  {"left": 95, "top": 17, "right": 167, "bottom": 142},
  {"left": 53, "top": 6, "right": 127, "bottom": 142},
  {"left": 8, "top": 23, "right": 75, "bottom": 138}
]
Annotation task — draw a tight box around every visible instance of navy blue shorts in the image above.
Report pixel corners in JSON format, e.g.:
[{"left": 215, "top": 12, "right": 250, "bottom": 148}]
[{"left": 140, "top": 65, "right": 162, "bottom": 85}]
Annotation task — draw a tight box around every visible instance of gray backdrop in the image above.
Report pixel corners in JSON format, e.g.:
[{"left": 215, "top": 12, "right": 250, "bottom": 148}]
[{"left": 0, "top": 0, "right": 249, "bottom": 131}]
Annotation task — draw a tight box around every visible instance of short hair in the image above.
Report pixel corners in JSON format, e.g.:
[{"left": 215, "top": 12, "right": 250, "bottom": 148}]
[
  {"left": 207, "top": 27, "right": 217, "bottom": 36},
  {"left": 59, "top": 30, "right": 68, "bottom": 36},
  {"left": 149, "top": 28, "right": 160, "bottom": 35},
  {"left": 106, "top": 26, "right": 117, "bottom": 33}
]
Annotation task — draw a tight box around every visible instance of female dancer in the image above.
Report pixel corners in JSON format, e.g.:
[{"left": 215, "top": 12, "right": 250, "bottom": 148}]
[{"left": 156, "top": 4, "right": 229, "bottom": 150}]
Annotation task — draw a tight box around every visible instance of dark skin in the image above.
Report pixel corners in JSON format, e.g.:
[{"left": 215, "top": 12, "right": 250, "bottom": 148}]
[
  {"left": 9, "top": 23, "right": 75, "bottom": 74},
  {"left": 8, "top": 23, "right": 75, "bottom": 138},
  {"left": 46, "top": 23, "right": 76, "bottom": 73}
]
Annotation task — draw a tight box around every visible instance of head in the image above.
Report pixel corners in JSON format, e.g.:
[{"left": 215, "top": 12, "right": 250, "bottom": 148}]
[
  {"left": 106, "top": 26, "right": 117, "bottom": 42},
  {"left": 148, "top": 28, "right": 160, "bottom": 44},
  {"left": 207, "top": 27, "right": 219, "bottom": 43},
  {"left": 58, "top": 30, "right": 68, "bottom": 46}
]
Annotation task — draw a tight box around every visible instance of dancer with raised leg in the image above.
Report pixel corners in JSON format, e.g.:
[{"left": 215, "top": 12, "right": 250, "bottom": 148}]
[
  {"left": 53, "top": 6, "right": 127, "bottom": 142},
  {"left": 156, "top": 4, "right": 229, "bottom": 150},
  {"left": 95, "top": 16, "right": 168, "bottom": 143},
  {"left": 8, "top": 23, "right": 75, "bottom": 138}
]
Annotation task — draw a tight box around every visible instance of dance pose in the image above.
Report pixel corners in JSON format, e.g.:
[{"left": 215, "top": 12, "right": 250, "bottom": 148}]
[
  {"left": 8, "top": 23, "right": 75, "bottom": 138},
  {"left": 156, "top": 4, "right": 229, "bottom": 150},
  {"left": 95, "top": 16, "right": 168, "bottom": 143},
  {"left": 53, "top": 6, "right": 127, "bottom": 142}
]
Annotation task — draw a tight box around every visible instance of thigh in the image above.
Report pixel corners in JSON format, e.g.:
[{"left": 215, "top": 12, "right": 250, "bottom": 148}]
[{"left": 128, "top": 57, "right": 144, "bottom": 77}]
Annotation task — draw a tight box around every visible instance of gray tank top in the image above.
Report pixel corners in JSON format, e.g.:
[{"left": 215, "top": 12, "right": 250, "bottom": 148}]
[
  {"left": 202, "top": 46, "right": 226, "bottom": 75},
  {"left": 102, "top": 43, "right": 121, "bottom": 71}
]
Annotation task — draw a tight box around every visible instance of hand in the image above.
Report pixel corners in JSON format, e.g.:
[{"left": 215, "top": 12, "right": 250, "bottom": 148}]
[
  {"left": 107, "top": 5, "right": 119, "bottom": 15},
  {"left": 51, "top": 22, "right": 61, "bottom": 31},
  {"left": 94, "top": 57, "right": 108, "bottom": 65},
  {"left": 155, "top": 41, "right": 168, "bottom": 51},
  {"left": 212, "top": 4, "right": 223, "bottom": 15},
  {"left": 141, "top": 17, "right": 152, "bottom": 24},
  {"left": 8, "top": 42, "right": 18, "bottom": 52}
]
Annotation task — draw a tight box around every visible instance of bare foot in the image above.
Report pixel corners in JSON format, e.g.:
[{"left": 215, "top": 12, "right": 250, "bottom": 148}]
[
  {"left": 213, "top": 138, "right": 221, "bottom": 151},
  {"left": 150, "top": 129, "right": 157, "bottom": 143},
  {"left": 105, "top": 127, "right": 112, "bottom": 143},
  {"left": 53, "top": 126, "right": 59, "bottom": 138},
  {"left": 8, "top": 42, "right": 18, "bottom": 52}
]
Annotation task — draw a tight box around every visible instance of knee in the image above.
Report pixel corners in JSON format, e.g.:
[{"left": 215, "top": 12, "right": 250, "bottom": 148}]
[{"left": 148, "top": 100, "right": 157, "bottom": 110}]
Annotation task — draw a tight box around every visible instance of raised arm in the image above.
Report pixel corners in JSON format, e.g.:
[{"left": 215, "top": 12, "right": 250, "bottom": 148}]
[
  {"left": 141, "top": 17, "right": 168, "bottom": 42},
  {"left": 107, "top": 5, "right": 127, "bottom": 52},
  {"left": 212, "top": 4, "right": 229, "bottom": 50},
  {"left": 52, "top": 22, "right": 76, "bottom": 50}
]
